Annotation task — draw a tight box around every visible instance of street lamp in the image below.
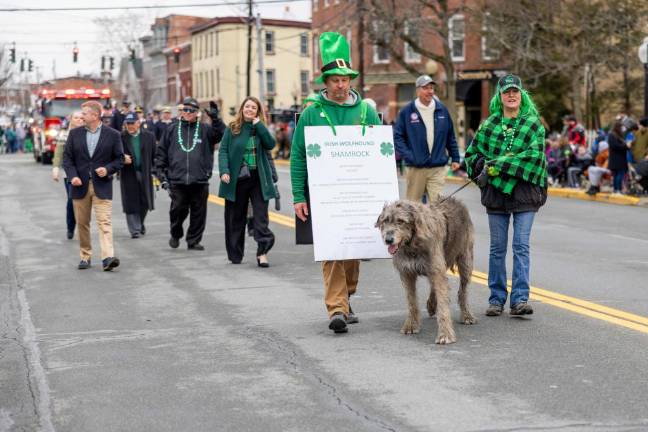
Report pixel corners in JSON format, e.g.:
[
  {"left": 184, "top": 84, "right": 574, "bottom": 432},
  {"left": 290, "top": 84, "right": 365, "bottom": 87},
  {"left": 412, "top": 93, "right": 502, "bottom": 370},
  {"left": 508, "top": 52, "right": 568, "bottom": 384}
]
[{"left": 638, "top": 37, "right": 648, "bottom": 117}]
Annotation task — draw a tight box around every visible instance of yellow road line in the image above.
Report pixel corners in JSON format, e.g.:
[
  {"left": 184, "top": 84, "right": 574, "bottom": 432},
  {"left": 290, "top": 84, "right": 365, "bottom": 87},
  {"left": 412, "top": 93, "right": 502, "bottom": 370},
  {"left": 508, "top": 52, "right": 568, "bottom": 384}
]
[
  {"left": 450, "top": 270, "right": 648, "bottom": 334},
  {"left": 208, "top": 193, "right": 648, "bottom": 334}
]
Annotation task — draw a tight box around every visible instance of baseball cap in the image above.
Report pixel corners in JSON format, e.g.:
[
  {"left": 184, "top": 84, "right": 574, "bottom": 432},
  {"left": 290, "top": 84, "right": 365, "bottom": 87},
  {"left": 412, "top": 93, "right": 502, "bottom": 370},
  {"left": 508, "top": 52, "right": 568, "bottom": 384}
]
[
  {"left": 124, "top": 112, "right": 138, "bottom": 123},
  {"left": 498, "top": 74, "right": 523, "bottom": 92},
  {"left": 416, "top": 75, "right": 436, "bottom": 87},
  {"left": 182, "top": 97, "right": 200, "bottom": 110}
]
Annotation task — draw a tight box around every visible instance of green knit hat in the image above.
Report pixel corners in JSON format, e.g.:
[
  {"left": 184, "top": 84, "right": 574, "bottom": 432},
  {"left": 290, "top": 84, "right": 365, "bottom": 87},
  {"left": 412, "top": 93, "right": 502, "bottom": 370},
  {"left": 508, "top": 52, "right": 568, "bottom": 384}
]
[{"left": 315, "top": 32, "right": 359, "bottom": 84}]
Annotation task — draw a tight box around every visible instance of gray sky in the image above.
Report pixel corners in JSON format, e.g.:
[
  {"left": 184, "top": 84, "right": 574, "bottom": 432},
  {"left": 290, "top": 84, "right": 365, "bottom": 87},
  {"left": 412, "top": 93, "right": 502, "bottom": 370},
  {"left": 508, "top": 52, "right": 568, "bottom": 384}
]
[{"left": 0, "top": 0, "right": 311, "bottom": 82}]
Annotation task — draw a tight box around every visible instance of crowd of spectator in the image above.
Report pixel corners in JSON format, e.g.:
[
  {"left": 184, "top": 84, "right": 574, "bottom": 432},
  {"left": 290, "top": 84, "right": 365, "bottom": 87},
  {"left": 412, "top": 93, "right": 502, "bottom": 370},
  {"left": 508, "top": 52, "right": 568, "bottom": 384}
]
[{"left": 544, "top": 114, "right": 648, "bottom": 196}]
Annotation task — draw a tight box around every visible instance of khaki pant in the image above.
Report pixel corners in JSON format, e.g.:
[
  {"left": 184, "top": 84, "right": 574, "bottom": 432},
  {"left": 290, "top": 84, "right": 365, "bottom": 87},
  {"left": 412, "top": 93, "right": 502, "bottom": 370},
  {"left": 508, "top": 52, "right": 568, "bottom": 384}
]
[
  {"left": 322, "top": 260, "right": 360, "bottom": 318},
  {"left": 405, "top": 166, "right": 448, "bottom": 201},
  {"left": 73, "top": 182, "right": 114, "bottom": 260}
]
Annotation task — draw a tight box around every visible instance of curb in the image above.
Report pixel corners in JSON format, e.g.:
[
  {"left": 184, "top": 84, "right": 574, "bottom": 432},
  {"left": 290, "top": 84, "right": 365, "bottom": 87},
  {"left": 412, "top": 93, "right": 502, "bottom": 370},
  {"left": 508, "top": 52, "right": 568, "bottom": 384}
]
[
  {"left": 273, "top": 159, "right": 646, "bottom": 206},
  {"left": 445, "top": 176, "right": 645, "bottom": 206}
]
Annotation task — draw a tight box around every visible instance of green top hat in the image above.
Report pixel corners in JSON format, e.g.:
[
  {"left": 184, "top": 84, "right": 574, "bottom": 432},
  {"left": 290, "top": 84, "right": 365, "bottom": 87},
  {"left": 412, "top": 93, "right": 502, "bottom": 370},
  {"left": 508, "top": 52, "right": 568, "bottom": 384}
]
[{"left": 315, "top": 32, "right": 359, "bottom": 84}]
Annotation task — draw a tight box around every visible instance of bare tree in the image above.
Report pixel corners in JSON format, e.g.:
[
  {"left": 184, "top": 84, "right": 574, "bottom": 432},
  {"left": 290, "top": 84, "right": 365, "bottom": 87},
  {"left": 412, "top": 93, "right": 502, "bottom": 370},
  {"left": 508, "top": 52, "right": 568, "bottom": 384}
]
[
  {"left": 481, "top": 0, "right": 648, "bottom": 125},
  {"left": 363, "top": 0, "right": 467, "bottom": 120},
  {"left": 0, "top": 44, "right": 14, "bottom": 89}
]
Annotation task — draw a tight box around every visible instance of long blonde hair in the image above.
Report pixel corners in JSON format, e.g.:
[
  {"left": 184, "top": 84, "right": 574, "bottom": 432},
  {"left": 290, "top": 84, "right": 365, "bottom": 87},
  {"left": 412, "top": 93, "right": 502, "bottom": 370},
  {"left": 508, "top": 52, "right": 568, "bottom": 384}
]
[{"left": 229, "top": 96, "right": 266, "bottom": 135}]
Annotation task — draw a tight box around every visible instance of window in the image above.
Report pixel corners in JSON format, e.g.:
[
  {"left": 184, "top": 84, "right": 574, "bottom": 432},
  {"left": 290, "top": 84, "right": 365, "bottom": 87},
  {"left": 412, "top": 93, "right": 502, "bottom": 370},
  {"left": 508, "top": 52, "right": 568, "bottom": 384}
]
[
  {"left": 214, "top": 31, "right": 219, "bottom": 56},
  {"left": 449, "top": 14, "right": 465, "bottom": 61},
  {"left": 265, "top": 31, "right": 275, "bottom": 54},
  {"left": 216, "top": 68, "right": 220, "bottom": 94},
  {"left": 324, "top": 0, "right": 330, "bottom": 7},
  {"left": 313, "top": 0, "right": 318, "bottom": 12},
  {"left": 372, "top": 21, "right": 390, "bottom": 64},
  {"left": 300, "top": 33, "right": 309, "bottom": 56},
  {"left": 300, "top": 70, "right": 309, "bottom": 95},
  {"left": 210, "top": 70, "right": 214, "bottom": 97},
  {"left": 404, "top": 21, "right": 421, "bottom": 63},
  {"left": 266, "top": 69, "right": 276, "bottom": 94},
  {"left": 481, "top": 13, "right": 499, "bottom": 61},
  {"left": 203, "top": 34, "right": 208, "bottom": 59}
]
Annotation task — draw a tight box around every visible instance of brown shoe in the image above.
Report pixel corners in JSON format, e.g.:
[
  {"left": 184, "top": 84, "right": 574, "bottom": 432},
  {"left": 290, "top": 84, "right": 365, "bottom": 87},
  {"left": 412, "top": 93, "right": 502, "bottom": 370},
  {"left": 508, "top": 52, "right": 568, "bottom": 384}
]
[{"left": 485, "top": 304, "right": 504, "bottom": 316}]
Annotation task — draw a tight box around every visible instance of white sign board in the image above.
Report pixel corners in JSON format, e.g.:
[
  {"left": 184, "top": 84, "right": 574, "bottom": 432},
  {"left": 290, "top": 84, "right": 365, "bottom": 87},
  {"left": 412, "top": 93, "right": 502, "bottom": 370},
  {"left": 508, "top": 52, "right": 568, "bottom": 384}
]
[{"left": 304, "top": 125, "right": 400, "bottom": 261}]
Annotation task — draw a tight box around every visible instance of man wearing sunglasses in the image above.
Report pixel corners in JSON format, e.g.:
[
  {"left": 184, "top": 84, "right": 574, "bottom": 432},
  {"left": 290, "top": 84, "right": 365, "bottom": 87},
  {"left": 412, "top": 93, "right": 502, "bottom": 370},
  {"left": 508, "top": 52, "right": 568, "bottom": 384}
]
[{"left": 156, "top": 97, "right": 225, "bottom": 250}]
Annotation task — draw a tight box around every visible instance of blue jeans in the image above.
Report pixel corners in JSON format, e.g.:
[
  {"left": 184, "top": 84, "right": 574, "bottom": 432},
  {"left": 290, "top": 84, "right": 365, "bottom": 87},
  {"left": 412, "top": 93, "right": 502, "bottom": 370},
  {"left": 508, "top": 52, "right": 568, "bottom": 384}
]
[
  {"left": 64, "top": 178, "right": 76, "bottom": 233},
  {"left": 611, "top": 169, "right": 626, "bottom": 193},
  {"left": 487, "top": 212, "right": 535, "bottom": 307}
]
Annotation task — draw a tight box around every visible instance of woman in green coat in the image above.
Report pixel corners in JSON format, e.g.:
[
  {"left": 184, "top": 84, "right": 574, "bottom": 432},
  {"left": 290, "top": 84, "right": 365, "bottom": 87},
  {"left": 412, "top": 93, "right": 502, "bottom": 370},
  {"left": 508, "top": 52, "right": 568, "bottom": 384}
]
[{"left": 218, "top": 97, "right": 276, "bottom": 266}]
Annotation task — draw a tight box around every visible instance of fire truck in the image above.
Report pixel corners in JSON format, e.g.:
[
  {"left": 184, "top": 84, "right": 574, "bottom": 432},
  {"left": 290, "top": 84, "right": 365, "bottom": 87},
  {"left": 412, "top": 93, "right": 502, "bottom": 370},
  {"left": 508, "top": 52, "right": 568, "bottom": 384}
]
[{"left": 33, "top": 87, "right": 111, "bottom": 164}]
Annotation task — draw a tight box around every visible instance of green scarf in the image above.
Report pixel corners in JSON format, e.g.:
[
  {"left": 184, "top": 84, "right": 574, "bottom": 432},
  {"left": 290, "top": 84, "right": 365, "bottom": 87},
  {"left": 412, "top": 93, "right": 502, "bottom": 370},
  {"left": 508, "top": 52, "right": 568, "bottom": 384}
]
[{"left": 465, "top": 114, "right": 547, "bottom": 194}]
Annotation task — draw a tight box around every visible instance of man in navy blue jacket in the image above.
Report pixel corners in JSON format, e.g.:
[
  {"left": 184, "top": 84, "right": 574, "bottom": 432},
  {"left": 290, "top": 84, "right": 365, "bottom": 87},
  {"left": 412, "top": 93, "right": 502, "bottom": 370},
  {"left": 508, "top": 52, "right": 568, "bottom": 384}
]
[
  {"left": 63, "top": 100, "right": 124, "bottom": 271},
  {"left": 394, "top": 75, "right": 460, "bottom": 201}
]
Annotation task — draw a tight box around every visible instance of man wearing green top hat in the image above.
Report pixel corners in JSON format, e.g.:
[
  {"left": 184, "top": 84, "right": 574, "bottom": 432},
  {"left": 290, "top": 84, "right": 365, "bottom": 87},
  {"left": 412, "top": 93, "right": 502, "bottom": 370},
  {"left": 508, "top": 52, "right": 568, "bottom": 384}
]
[{"left": 291, "top": 32, "right": 381, "bottom": 334}]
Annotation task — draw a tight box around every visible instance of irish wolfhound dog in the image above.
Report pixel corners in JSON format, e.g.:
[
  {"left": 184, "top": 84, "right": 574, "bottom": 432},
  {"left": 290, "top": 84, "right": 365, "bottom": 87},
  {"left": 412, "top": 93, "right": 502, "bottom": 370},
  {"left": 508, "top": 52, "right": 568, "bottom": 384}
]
[{"left": 375, "top": 198, "right": 476, "bottom": 344}]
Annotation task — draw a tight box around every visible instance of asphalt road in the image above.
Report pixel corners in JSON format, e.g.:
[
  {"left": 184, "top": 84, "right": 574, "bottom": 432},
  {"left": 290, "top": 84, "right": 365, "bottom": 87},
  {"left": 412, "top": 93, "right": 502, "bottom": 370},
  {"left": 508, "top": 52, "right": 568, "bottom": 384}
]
[{"left": 1, "top": 153, "right": 648, "bottom": 432}]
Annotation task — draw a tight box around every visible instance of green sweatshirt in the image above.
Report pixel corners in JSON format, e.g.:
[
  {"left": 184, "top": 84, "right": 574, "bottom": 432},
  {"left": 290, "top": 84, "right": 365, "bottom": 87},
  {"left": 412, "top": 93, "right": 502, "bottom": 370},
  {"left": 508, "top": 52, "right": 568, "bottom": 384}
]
[{"left": 290, "top": 89, "right": 381, "bottom": 203}]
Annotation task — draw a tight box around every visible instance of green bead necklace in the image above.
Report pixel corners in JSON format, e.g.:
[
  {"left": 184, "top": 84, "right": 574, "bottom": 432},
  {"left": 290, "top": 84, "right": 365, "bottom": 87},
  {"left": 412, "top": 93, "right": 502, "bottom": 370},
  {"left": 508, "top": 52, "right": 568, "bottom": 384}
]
[
  {"left": 177, "top": 119, "right": 201, "bottom": 153},
  {"left": 501, "top": 117, "right": 520, "bottom": 154}
]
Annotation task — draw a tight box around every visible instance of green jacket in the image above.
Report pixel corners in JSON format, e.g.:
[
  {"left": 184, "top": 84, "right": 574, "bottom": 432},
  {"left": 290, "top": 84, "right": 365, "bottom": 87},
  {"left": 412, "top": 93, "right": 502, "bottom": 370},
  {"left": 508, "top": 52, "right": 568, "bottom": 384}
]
[
  {"left": 632, "top": 128, "right": 648, "bottom": 163},
  {"left": 218, "top": 121, "right": 276, "bottom": 202},
  {"left": 290, "top": 89, "right": 381, "bottom": 203}
]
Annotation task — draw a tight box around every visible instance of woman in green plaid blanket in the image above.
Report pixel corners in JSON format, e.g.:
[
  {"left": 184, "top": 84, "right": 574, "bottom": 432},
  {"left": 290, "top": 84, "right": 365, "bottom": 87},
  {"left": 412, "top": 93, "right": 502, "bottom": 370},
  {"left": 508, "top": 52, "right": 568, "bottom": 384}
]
[{"left": 465, "top": 74, "right": 547, "bottom": 317}]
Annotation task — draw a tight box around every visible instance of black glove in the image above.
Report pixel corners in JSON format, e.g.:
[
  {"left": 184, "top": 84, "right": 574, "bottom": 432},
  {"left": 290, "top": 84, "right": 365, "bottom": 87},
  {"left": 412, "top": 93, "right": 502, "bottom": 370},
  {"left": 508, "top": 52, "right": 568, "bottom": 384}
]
[
  {"left": 473, "top": 157, "right": 485, "bottom": 176},
  {"left": 205, "top": 101, "right": 220, "bottom": 121},
  {"left": 475, "top": 166, "right": 489, "bottom": 188}
]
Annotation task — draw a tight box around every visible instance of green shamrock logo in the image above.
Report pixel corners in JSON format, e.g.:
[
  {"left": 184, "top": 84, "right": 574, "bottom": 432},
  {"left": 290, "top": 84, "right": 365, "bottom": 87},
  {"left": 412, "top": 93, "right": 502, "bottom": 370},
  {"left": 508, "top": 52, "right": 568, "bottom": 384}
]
[
  {"left": 306, "top": 143, "right": 321, "bottom": 158},
  {"left": 380, "top": 142, "right": 394, "bottom": 156}
]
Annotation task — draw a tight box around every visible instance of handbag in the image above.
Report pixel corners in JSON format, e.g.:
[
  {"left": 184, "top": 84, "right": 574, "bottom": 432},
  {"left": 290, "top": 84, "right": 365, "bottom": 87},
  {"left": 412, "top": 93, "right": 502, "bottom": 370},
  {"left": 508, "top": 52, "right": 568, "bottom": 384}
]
[{"left": 238, "top": 162, "right": 251, "bottom": 180}]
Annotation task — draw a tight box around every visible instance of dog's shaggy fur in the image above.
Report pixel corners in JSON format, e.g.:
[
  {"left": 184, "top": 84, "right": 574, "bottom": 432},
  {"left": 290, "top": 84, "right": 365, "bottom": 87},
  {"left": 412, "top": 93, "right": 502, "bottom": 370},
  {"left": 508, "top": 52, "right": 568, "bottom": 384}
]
[{"left": 375, "top": 197, "right": 476, "bottom": 344}]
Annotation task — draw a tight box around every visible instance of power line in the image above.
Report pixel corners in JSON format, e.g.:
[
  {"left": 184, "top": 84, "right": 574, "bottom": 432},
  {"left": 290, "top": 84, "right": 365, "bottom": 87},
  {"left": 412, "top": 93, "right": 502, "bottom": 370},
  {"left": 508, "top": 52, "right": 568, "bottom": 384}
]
[{"left": 0, "top": 0, "right": 308, "bottom": 12}]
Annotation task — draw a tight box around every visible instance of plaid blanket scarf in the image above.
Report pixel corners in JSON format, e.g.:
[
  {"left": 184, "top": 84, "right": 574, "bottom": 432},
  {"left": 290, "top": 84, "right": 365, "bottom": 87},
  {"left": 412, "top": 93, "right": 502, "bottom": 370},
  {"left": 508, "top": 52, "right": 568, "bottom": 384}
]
[{"left": 465, "top": 114, "right": 547, "bottom": 194}]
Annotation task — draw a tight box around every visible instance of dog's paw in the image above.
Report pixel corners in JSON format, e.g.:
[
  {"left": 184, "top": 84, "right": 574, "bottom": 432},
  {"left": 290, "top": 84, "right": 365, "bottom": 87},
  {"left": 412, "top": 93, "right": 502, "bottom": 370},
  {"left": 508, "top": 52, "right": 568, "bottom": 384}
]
[
  {"left": 400, "top": 320, "right": 420, "bottom": 335},
  {"left": 462, "top": 313, "right": 477, "bottom": 325},
  {"left": 435, "top": 333, "right": 456, "bottom": 345}
]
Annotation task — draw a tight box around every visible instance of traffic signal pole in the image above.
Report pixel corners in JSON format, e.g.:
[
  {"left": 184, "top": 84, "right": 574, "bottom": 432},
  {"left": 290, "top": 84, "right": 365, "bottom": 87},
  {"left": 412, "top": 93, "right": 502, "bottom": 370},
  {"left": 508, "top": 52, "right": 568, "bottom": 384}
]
[{"left": 246, "top": 0, "right": 253, "bottom": 97}]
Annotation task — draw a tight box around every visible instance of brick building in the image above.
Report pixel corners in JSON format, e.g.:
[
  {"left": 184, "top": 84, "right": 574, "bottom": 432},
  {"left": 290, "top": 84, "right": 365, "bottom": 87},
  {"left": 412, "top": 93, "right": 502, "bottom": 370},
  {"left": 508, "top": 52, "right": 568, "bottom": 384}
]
[
  {"left": 140, "top": 15, "right": 208, "bottom": 107},
  {"left": 311, "top": 0, "right": 508, "bottom": 147}
]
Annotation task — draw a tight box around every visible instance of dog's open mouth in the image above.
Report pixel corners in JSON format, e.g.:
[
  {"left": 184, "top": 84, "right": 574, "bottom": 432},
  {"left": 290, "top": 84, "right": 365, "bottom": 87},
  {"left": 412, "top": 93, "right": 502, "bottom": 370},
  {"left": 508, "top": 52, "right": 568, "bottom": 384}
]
[{"left": 387, "top": 244, "right": 399, "bottom": 255}]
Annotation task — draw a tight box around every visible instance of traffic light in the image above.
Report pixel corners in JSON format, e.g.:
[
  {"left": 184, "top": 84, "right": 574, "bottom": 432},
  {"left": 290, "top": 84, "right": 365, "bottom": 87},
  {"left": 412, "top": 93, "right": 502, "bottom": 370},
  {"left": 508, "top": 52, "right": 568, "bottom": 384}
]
[
  {"left": 173, "top": 47, "right": 180, "bottom": 64},
  {"left": 73, "top": 47, "right": 79, "bottom": 63},
  {"left": 10, "top": 48, "right": 16, "bottom": 63},
  {"left": 28, "top": 59, "right": 33, "bottom": 72},
  {"left": 109, "top": 57, "right": 114, "bottom": 70},
  {"left": 129, "top": 48, "right": 136, "bottom": 61},
  {"left": 20, "top": 58, "right": 24, "bottom": 72},
  {"left": 101, "top": 56, "right": 105, "bottom": 70}
]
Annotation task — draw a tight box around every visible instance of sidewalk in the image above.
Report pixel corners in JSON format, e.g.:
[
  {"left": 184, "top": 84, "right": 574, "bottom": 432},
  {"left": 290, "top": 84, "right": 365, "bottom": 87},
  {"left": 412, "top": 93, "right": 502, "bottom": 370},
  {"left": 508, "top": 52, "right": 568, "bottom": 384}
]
[{"left": 274, "top": 159, "right": 647, "bottom": 206}]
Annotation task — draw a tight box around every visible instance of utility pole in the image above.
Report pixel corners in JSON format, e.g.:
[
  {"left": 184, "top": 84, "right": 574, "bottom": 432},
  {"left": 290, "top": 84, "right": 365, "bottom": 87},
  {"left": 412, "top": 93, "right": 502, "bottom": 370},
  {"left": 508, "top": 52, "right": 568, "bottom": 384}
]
[
  {"left": 357, "top": 0, "right": 366, "bottom": 97},
  {"left": 256, "top": 13, "right": 266, "bottom": 106},
  {"left": 246, "top": 0, "right": 253, "bottom": 97}
]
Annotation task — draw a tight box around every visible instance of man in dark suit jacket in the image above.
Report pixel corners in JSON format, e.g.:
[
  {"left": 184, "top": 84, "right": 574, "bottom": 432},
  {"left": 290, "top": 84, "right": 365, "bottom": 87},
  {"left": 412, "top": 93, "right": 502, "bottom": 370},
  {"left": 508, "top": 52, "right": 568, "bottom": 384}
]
[{"left": 63, "top": 100, "right": 124, "bottom": 271}]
